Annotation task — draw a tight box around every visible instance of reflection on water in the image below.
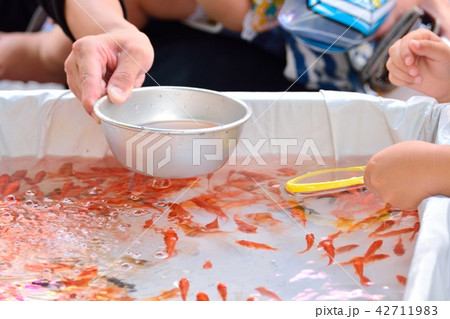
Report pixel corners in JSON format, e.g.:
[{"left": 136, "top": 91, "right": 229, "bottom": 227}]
[{"left": 0, "top": 156, "right": 418, "bottom": 300}]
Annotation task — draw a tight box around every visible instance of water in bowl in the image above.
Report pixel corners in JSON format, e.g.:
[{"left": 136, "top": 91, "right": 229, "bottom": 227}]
[{"left": 143, "top": 120, "right": 217, "bottom": 130}]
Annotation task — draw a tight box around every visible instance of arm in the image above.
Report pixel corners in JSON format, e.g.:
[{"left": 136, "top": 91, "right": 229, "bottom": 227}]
[
  {"left": 364, "top": 141, "right": 450, "bottom": 210},
  {"left": 39, "top": 0, "right": 154, "bottom": 116},
  {"left": 386, "top": 28, "right": 450, "bottom": 102},
  {"left": 195, "top": 0, "right": 251, "bottom": 31}
]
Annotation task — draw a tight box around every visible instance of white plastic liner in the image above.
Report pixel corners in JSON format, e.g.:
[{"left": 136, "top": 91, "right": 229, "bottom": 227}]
[{"left": 0, "top": 89, "right": 448, "bottom": 300}]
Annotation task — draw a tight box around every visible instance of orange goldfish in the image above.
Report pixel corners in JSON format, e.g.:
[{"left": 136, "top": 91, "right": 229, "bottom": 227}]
[
  {"left": 319, "top": 241, "right": 335, "bottom": 266},
  {"left": 393, "top": 236, "right": 405, "bottom": 256},
  {"left": 277, "top": 167, "right": 297, "bottom": 176},
  {"left": 363, "top": 240, "right": 383, "bottom": 260},
  {"left": 409, "top": 222, "right": 420, "bottom": 242},
  {"left": 234, "top": 214, "right": 257, "bottom": 233},
  {"left": 205, "top": 217, "right": 219, "bottom": 230},
  {"left": 179, "top": 278, "right": 189, "bottom": 301},
  {"left": 298, "top": 233, "right": 315, "bottom": 254},
  {"left": 255, "top": 286, "right": 282, "bottom": 301},
  {"left": 372, "top": 227, "right": 416, "bottom": 238},
  {"left": 189, "top": 196, "right": 229, "bottom": 220},
  {"left": 396, "top": 275, "right": 407, "bottom": 286},
  {"left": 235, "top": 240, "right": 278, "bottom": 251},
  {"left": 1, "top": 180, "right": 20, "bottom": 198},
  {"left": 61, "top": 266, "right": 98, "bottom": 288},
  {"left": 368, "top": 220, "right": 396, "bottom": 237},
  {"left": 196, "top": 292, "right": 210, "bottom": 301},
  {"left": 10, "top": 169, "right": 27, "bottom": 182},
  {"left": 289, "top": 205, "right": 307, "bottom": 226},
  {"left": 217, "top": 282, "right": 227, "bottom": 301},
  {"left": 352, "top": 258, "right": 372, "bottom": 286},
  {"left": 335, "top": 244, "right": 359, "bottom": 254},
  {"left": 164, "top": 229, "right": 179, "bottom": 258},
  {"left": 202, "top": 260, "right": 212, "bottom": 269},
  {"left": 146, "top": 288, "right": 180, "bottom": 301}
]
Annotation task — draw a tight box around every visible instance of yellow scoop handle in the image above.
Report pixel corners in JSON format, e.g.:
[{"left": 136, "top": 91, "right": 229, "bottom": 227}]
[{"left": 285, "top": 166, "right": 366, "bottom": 194}]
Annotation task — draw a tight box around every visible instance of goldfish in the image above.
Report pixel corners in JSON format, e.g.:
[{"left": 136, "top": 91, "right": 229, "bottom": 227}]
[
  {"left": 217, "top": 282, "right": 227, "bottom": 301},
  {"left": 276, "top": 167, "right": 297, "bottom": 176},
  {"left": 255, "top": 286, "right": 282, "bottom": 301},
  {"left": 1, "top": 180, "right": 20, "bottom": 198},
  {"left": 393, "top": 236, "right": 405, "bottom": 256},
  {"left": 189, "top": 196, "right": 229, "bottom": 220},
  {"left": 297, "top": 233, "right": 315, "bottom": 254},
  {"left": 289, "top": 205, "right": 307, "bottom": 226},
  {"left": 60, "top": 266, "right": 98, "bottom": 288},
  {"left": 202, "top": 260, "right": 212, "bottom": 269},
  {"left": 244, "top": 212, "right": 282, "bottom": 227},
  {"left": 10, "top": 169, "right": 27, "bottom": 182},
  {"left": 164, "top": 229, "right": 179, "bottom": 258},
  {"left": 368, "top": 220, "right": 396, "bottom": 237},
  {"left": 317, "top": 231, "right": 341, "bottom": 266},
  {"left": 205, "top": 217, "right": 219, "bottom": 229},
  {"left": 363, "top": 240, "right": 383, "bottom": 260},
  {"left": 371, "top": 227, "right": 416, "bottom": 238},
  {"left": 143, "top": 218, "right": 155, "bottom": 230},
  {"left": 146, "top": 288, "right": 180, "bottom": 301},
  {"left": 335, "top": 244, "right": 359, "bottom": 254},
  {"left": 24, "top": 170, "right": 46, "bottom": 185},
  {"left": 196, "top": 292, "right": 210, "bottom": 301},
  {"left": 396, "top": 275, "right": 407, "bottom": 286},
  {"left": 235, "top": 240, "right": 278, "bottom": 251},
  {"left": 234, "top": 213, "right": 258, "bottom": 233},
  {"left": 0, "top": 173, "right": 10, "bottom": 191},
  {"left": 56, "top": 162, "right": 74, "bottom": 177},
  {"left": 409, "top": 222, "right": 420, "bottom": 242},
  {"left": 365, "top": 253, "right": 390, "bottom": 263},
  {"left": 352, "top": 257, "right": 372, "bottom": 286},
  {"left": 179, "top": 278, "right": 190, "bottom": 301},
  {"left": 319, "top": 241, "right": 335, "bottom": 266}
]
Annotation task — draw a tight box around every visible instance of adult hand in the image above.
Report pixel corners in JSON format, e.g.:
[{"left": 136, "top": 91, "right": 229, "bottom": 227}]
[
  {"left": 64, "top": 26, "right": 154, "bottom": 115},
  {"left": 364, "top": 141, "right": 440, "bottom": 211},
  {"left": 386, "top": 28, "right": 450, "bottom": 102}
]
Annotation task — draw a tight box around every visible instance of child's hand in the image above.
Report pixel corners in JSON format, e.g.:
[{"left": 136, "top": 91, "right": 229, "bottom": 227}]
[
  {"left": 386, "top": 29, "right": 450, "bottom": 102},
  {"left": 364, "top": 141, "right": 440, "bottom": 210}
]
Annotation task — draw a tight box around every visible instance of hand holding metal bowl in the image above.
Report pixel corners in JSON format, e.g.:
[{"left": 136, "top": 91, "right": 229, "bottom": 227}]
[{"left": 94, "top": 86, "right": 251, "bottom": 179}]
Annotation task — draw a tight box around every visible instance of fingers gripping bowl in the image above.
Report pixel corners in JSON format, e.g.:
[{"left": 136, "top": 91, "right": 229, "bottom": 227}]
[{"left": 94, "top": 87, "right": 252, "bottom": 179}]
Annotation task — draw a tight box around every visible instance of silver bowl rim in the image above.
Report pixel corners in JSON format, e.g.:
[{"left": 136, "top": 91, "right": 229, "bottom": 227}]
[{"left": 93, "top": 86, "right": 252, "bottom": 135}]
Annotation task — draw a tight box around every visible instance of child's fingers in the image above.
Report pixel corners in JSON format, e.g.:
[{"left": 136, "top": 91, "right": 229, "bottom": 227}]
[
  {"left": 387, "top": 63, "right": 419, "bottom": 87},
  {"left": 386, "top": 56, "right": 416, "bottom": 85},
  {"left": 409, "top": 38, "right": 450, "bottom": 61}
]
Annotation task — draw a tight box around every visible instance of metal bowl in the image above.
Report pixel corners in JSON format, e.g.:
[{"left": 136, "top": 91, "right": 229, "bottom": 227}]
[{"left": 94, "top": 86, "right": 251, "bottom": 178}]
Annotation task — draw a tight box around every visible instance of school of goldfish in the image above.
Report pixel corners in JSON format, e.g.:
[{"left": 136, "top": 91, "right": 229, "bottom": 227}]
[{"left": 0, "top": 156, "right": 420, "bottom": 301}]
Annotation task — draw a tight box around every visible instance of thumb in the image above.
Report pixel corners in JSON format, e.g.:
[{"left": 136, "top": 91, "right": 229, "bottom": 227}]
[{"left": 106, "top": 52, "right": 148, "bottom": 104}]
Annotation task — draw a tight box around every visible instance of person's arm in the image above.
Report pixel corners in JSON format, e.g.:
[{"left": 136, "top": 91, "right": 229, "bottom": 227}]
[
  {"left": 38, "top": 0, "right": 154, "bottom": 116},
  {"left": 386, "top": 28, "right": 450, "bottom": 102},
  {"left": 37, "top": 0, "right": 127, "bottom": 40},
  {"left": 364, "top": 141, "right": 450, "bottom": 210},
  {"left": 195, "top": 0, "right": 251, "bottom": 31}
]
